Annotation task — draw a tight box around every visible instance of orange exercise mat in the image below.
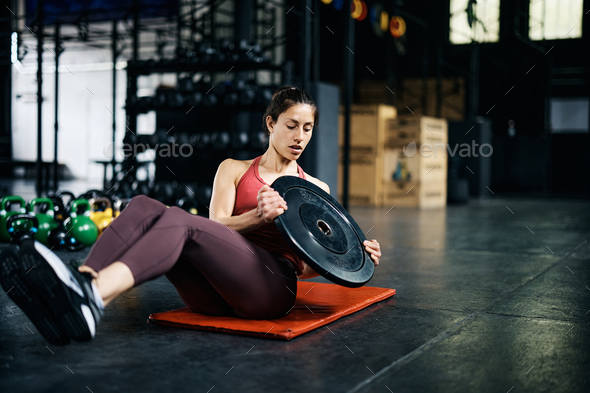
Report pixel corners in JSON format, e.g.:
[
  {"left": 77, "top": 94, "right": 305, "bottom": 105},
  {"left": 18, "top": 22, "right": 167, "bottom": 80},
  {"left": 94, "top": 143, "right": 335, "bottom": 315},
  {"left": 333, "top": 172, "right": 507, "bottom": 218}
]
[{"left": 148, "top": 281, "right": 396, "bottom": 340}]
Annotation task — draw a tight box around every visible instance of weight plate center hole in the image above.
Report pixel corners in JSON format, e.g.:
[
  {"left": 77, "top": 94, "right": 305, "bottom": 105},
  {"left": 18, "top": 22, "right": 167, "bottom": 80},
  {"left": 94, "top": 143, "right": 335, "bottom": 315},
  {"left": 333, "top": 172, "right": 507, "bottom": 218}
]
[{"left": 317, "top": 219, "right": 333, "bottom": 237}]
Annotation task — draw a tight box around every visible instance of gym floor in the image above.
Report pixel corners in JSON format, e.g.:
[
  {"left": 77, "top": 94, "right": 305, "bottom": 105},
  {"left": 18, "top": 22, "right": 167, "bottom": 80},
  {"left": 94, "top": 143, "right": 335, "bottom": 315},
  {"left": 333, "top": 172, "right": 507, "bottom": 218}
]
[{"left": 1, "top": 180, "right": 589, "bottom": 393}]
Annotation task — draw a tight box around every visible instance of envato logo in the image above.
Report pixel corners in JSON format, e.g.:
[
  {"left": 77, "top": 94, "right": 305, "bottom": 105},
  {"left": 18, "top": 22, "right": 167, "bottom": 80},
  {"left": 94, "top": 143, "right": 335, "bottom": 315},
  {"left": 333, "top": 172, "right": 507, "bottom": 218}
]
[
  {"left": 402, "top": 141, "right": 493, "bottom": 158},
  {"left": 102, "top": 142, "right": 194, "bottom": 160}
]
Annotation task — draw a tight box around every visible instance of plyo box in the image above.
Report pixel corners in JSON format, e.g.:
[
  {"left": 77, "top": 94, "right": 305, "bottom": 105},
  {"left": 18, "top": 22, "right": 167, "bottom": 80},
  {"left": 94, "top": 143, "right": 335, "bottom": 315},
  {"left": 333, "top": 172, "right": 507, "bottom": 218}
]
[
  {"left": 337, "top": 105, "right": 397, "bottom": 206},
  {"left": 382, "top": 116, "right": 448, "bottom": 208}
]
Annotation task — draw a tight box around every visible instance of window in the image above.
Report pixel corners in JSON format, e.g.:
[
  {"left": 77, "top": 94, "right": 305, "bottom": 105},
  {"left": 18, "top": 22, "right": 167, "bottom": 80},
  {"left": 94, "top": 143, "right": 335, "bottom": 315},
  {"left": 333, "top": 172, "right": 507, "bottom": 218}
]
[
  {"left": 450, "top": 0, "right": 500, "bottom": 44},
  {"left": 529, "top": 0, "right": 584, "bottom": 40}
]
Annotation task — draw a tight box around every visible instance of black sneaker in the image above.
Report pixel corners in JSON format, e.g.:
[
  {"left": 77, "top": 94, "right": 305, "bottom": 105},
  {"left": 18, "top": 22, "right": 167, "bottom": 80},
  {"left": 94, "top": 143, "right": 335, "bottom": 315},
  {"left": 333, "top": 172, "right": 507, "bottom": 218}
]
[
  {"left": 16, "top": 239, "right": 105, "bottom": 342},
  {"left": 0, "top": 245, "right": 70, "bottom": 345}
]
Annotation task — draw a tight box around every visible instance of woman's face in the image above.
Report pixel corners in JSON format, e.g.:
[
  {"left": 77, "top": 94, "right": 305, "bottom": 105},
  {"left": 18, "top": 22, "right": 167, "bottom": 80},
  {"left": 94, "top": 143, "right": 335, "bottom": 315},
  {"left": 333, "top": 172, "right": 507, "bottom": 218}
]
[{"left": 267, "top": 103, "right": 315, "bottom": 159}]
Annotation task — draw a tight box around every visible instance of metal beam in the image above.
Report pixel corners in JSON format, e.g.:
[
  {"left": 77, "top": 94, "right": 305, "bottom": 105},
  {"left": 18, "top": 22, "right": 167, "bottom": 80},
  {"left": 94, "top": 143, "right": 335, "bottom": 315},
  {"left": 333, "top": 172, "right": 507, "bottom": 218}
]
[
  {"left": 342, "top": 0, "right": 354, "bottom": 210},
  {"left": 35, "top": 0, "right": 44, "bottom": 197}
]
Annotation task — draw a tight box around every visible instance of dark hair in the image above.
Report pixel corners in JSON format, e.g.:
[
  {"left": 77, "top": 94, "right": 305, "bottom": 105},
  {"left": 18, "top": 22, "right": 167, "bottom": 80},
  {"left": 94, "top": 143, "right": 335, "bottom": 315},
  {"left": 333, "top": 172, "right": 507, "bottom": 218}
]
[{"left": 262, "top": 86, "right": 319, "bottom": 139}]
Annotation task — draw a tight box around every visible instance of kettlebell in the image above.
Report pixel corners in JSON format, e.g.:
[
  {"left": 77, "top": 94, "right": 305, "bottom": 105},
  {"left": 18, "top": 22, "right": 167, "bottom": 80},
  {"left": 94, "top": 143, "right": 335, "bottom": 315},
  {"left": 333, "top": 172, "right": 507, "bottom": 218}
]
[
  {"left": 27, "top": 198, "right": 60, "bottom": 245},
  {"left": 0, "top": 196, "right": 28, "bottom": 242},
  {"left": 113, "top": 197, "right": 132, "bottom": 218},
  {"left": 63, "top": 199, "right": 99, "bottom": 247},
  {"left": 47, "top": 225, "right": 85, "bottom": 251},
  {"left": 57, "top": 191, "right": 76, "bottom": 211},
  {"left": 6, "top": 214, "right": 38, "bottom": 245},
  {"left": 89, "top": 197, "right": 114, "bottom": 235},
  {"left": 44, "top": 193, "right": 67, "bottom": 222}
]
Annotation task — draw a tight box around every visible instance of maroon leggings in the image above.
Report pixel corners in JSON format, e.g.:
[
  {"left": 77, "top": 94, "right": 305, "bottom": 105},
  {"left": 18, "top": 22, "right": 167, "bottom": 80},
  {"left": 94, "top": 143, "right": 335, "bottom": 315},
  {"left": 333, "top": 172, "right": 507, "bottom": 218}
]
[{"left": 82, "top": 195, "right": 298, "bottom": 319}]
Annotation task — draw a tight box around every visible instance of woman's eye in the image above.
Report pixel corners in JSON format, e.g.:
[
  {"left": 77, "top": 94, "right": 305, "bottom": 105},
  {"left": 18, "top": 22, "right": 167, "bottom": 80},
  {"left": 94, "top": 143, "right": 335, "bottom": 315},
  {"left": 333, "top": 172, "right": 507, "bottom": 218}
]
[
  {"left": 304, "top": 128, "right": 312, "bottom": 132},
  {"left": 287, "top": 126, "right": 296, "bottom": 129}
]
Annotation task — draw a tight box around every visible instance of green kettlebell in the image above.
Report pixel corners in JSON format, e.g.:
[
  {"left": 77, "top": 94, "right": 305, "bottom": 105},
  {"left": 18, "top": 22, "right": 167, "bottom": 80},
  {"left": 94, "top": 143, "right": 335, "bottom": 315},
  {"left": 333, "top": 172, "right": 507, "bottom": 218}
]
[
  {"left": 0, "top": 196, "right": 28, "bottom": 242},
  {"left": 27, "top": 198, "right": 60, "bottom": 245},
  {"left": 63, "top": 199, "right": 99, "bottom": 246}
]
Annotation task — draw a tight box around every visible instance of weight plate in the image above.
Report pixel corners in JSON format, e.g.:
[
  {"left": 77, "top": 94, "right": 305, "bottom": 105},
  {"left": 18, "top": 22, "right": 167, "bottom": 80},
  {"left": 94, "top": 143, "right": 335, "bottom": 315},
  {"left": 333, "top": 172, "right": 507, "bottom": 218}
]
[{"left": 271, "top": 176, "right": 374, "bottom": 288}]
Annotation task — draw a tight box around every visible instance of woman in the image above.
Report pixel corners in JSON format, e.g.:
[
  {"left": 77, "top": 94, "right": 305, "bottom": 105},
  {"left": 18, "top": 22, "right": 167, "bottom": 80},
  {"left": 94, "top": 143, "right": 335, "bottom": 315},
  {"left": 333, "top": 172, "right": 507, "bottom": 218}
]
[{"left": 0, "top": 86, "right": 382, "bottom": 346}]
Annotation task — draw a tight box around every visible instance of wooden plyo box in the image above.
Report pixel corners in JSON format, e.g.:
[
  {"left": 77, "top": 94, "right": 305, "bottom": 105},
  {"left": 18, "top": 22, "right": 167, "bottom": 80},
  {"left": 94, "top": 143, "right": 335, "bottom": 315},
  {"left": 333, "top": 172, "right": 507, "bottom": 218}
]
[
  {"left": 381, "top": 116, "right": 449, "bottom": 208},
  {"left": 337, "top": 105, "right": 397, "bottom": 206}
]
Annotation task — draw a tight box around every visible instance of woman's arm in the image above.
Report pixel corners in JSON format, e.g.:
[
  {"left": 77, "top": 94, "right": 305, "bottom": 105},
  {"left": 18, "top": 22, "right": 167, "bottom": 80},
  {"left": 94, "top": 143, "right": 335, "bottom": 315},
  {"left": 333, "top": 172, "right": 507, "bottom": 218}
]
[
  {"left": 209, "top": 159, "right": 288, "bottom": 234},
  {"left": 298, "top": 261, "right": 321, "bottom": 279}
]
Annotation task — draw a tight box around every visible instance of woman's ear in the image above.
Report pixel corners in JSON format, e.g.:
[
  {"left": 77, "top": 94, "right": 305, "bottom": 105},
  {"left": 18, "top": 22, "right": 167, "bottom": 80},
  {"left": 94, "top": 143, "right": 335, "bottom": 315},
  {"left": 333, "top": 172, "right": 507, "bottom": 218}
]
[{"left": 266, "top": 116, "right": 274, "bottom": 133}]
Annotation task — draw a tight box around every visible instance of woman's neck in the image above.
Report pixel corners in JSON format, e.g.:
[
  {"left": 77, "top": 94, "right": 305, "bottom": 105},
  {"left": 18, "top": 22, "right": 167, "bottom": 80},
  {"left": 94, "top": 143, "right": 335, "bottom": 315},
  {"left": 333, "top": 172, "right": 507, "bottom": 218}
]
[{"left": 260, "top": 149, "right": 298, "bottom": 175}]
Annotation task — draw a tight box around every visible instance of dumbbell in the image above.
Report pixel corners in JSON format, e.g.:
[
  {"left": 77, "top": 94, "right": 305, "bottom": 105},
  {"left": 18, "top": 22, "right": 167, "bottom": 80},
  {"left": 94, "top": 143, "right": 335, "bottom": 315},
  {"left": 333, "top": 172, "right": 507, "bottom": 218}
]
[
  {"left": 167, "top": 91, "right": 185, "bottom": 107},
  {"left": 257, "top": 86, "right": 274, "bottom": 105},
  {"left": 201, "top": 41, "right": 225, "bottom": 63},
  {"left": 210, "top": 131, "right": 231, "bottom": 150},
  {"left": 188, "top": 133, "right": 200, "bottom": 148},
  {"left": 131, "top": 180, "right": 151, "bottom": 197},
  {"left": 175, "top": 182, "right": 199, "bottom": 214},
  {"left": 176, "top": 182, "right": 197, "bottom": 200},
  {"left": 203, "top": 92, "right": 218, "bottom": 107},
  {"left": 250, "top": 131, "right": 267, "bottom": 150},
  {"left": 194, "top": 133, "right": 211, "bottom": 149},
  {"left": 154, "top": 90, "right": 168, "bottom": 107},
  {"left": 191, "top": 80, "right": 217, "bottom": 106},
  {"left": 222, "top": 82, "right": 239, "bottom": 106},
  {"left": 187, "top": 91, "right": 203, "bottom": 106},
  {"left": 232, "top": 131, "right": 250, "bottom": 149},
  {"left": 155, "top": 129, "right": 171, "bottom": 144},
  {"left": 186, "top": 50, "right": 200, "bottom": 66},
  {"left": 176, "top": 132, "right": 190, "bottom": 145},
  {"left": 237, "top": 40, "right": 264, "bottom": 63},
  {"left": 153, "top": 181, "right": 177, "bottom": 205},
  {"left": 219, "top": 39, "right": 240, "bottom": 63},
  {"left": 196, "top": 42, "right": 214, "bottom": 64},
  {"left": 239, "top": 85, "right": 257, "bottom": 106},
  {"left": 111, "top": 180, "right": 133, "bottom": 199},
  {"left": 178, "top": 77, "right": 194, "bottom": 92}
]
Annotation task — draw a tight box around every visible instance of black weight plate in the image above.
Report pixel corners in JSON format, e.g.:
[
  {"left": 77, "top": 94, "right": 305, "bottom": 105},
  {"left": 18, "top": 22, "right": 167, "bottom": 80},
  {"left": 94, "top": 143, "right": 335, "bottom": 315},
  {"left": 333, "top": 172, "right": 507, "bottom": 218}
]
[{"left": 271, "top": 176, "right": 374, "bottom": 288}]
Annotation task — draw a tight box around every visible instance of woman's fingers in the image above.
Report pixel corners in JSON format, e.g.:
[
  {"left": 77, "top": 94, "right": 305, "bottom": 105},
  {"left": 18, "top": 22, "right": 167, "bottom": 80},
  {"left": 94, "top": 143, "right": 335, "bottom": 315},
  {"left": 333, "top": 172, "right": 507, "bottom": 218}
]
[
  {"left": 262, "top": 195, "right": 287, "bottom": 209},
  {"left": 260, "top": 199, "right": 289, "bottom": 222},
  {"left": 78, "top": 265, "right": 99, "bottom": 279},
  {"left": 363, "top": 239, "right": 381, "bottom": 266}
]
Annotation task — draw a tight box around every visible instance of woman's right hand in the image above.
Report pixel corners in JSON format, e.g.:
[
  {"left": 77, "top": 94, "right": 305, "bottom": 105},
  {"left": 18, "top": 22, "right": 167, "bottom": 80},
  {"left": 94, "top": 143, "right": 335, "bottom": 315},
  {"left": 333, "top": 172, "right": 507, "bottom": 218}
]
[{"left": 256, "top": 185, "right": 288, "bottom": 224}]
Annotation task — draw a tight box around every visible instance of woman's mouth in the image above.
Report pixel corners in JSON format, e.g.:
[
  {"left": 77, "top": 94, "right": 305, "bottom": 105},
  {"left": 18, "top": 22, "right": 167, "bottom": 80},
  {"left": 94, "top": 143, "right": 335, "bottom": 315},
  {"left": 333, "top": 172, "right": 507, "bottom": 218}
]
[{"left": 289, "top": 145, "right": 302, "bottom": 154}]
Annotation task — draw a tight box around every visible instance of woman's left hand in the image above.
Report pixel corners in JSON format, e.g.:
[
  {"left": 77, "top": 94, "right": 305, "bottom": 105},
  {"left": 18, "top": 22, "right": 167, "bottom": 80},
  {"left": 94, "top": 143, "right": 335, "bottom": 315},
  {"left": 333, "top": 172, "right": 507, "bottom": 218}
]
[{"left": 363, "top": 239, "right": 381, "bottom": 266}]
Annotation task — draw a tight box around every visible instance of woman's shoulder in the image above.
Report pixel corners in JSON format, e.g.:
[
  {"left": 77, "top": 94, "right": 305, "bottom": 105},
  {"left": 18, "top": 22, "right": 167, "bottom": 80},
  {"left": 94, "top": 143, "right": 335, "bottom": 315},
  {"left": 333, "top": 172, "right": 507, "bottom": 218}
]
[
  {"left": 301, "top": 171, "right": 330, "bottom": 194},
  {"left": 218, "top": 158, "right": 256, "bottom": 188}
]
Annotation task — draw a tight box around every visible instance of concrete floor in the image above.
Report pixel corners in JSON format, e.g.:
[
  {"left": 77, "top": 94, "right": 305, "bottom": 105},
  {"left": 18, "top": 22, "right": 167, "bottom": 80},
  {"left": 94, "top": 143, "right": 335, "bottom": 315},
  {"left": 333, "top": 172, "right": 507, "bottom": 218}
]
[{"left": 1, "top": 193, "right": 589, "bottom": 393}]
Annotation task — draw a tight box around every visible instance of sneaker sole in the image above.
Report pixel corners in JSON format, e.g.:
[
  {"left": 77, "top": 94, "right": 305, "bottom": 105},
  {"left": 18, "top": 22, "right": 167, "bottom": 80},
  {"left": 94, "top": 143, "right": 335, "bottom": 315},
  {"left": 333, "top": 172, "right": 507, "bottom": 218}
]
[
  {"left": 18, "top": 240, "right": 94, "bottom": 342},
  {"left": 0, "top": 246, "right": 71, "bottom": 345}
]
